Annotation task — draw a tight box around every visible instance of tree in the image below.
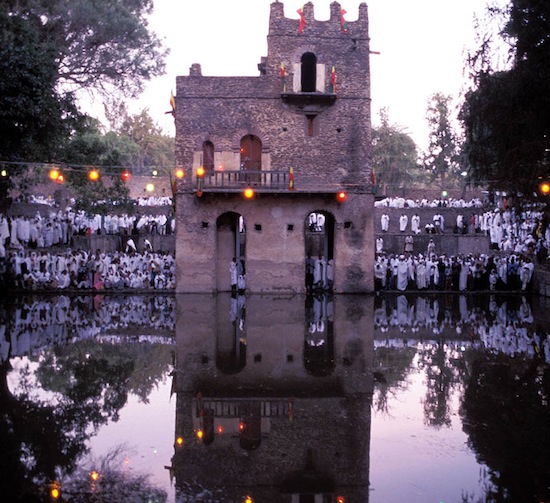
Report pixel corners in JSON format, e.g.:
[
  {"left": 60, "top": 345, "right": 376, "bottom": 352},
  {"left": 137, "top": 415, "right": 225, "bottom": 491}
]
[
  {"left": 0, "top": 0, "right": 167, "bottom": 203},
  {"left": 371, "top": 108, "right": 419, "bottom": 193},
  {"left": 460, "top": 0, "right": 550, "bottom": 199},
  {"left": 0, "top": 6, "right": 82, "bottom": 165},
  {"left": 423, "top": 93, "right": 462, "bottom": 188},
  {"left": 7, "top": 0, "right": 167, "bottom": 99},
  {"left": 105, "top": 104, "right": 175, "bottom": 174},
  {"left": 58, "top": 108, "right": 175, "bottom": 215}
]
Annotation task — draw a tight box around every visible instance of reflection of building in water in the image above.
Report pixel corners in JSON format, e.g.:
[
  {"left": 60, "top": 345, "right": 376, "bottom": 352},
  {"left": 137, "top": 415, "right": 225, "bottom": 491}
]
[{"left": 171, "top": 294, "right": 374, "bottom": 502}]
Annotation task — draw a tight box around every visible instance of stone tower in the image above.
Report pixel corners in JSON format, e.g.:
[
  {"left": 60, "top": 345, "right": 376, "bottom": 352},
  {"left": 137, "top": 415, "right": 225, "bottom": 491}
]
[{"left": 174, "top": 1, "right": 374, "bottom": 293}]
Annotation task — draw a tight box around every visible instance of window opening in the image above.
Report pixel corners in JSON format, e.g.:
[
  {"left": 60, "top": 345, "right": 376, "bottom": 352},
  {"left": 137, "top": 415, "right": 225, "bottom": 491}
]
[{"left": 301, "top": 52, "right": 317, "bottom": 92}]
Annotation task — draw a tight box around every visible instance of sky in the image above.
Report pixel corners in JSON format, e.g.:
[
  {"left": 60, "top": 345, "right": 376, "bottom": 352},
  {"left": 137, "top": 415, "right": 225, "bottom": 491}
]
[{"left": 110, "top": 0, "right": 507, "bottom": 151}]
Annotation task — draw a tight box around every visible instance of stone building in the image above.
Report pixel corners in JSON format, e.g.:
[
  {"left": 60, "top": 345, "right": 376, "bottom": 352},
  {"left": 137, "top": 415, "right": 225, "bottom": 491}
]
[{"left": 173, "top": 1, "right": 375, "bottom": 293}]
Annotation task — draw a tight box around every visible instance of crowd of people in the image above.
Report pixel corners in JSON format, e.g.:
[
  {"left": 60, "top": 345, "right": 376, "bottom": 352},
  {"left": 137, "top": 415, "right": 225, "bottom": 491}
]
[
  {"left": 1, "top": 193, "right": 550, "bottom": 292},
  {"left": 377, "top": 196, "right": 550, "bottom": 263},
  {"left": 0, "top": 248, "right": 176, "bottom": 291},
  {"left": 374, "top": 196, "right": 485, "bottom": 209},
  {"left": 374, "top": 252, "right": 535, "bottom": 292},
  {"left": 0, "top": 208, "right": 175, "bottom": 257}
]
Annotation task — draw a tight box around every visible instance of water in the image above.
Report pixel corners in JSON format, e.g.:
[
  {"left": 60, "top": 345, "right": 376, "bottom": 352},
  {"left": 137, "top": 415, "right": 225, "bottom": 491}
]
[{"left": 1, "top": 293, "right": 549, "bottom": 502}]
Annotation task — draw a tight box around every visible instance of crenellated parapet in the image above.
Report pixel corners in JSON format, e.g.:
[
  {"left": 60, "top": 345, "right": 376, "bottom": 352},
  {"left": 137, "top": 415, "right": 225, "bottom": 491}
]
[{"left": 269, "top": 1, "right": 369, "bottom": 39}]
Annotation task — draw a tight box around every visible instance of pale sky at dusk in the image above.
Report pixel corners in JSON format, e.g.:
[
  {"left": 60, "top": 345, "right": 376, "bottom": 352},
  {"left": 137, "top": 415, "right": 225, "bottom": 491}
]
[{"left": 114, "top": 0, "right": 508, "bottom": 151}]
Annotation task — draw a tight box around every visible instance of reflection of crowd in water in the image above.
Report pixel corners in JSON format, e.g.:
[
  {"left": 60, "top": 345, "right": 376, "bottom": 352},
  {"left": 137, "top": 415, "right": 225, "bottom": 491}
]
[
  {"left": 0, "top": 198, "right": 177, "bottom": 290},
  {"left": 374, "top": 295, "right": 550, "bottom": 361},
  {"left": 306, "top": 294, "right": 333, "bottom": 343},
  {"left": 1, "top": 295, "right": 176, "bottom": 361},
  {"left": 375, "top": 252, "right": 534, "bottom": 292}
]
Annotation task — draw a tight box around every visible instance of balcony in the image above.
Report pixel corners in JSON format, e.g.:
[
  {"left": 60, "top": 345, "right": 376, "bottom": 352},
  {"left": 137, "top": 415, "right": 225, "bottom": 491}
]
[
  {"left": 281, "top": 92, "right": 337, "bottom": 115},
  {"left": 197, "top": 169, "right": 292, "bottom": 193}
]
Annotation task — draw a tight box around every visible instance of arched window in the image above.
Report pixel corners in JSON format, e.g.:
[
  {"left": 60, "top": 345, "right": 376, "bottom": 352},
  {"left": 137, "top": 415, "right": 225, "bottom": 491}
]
[
  {"left": 202, "top": 141, "right": 214, "bottom": 172},
  {"left": 301, "top": 52, "right": 317, "bottom": 92},
  {"left": 240, "top": 135, "right": 262, "bottom": 171}
]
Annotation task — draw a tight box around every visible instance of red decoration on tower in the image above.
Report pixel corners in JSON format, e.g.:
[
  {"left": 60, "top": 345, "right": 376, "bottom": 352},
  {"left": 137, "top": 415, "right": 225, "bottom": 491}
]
[
  {"left": 340, "top": 8, "right": 348, "bottom": 32},
  {"left": 297, "top": 7, "right": 306, "bottom": 33}
]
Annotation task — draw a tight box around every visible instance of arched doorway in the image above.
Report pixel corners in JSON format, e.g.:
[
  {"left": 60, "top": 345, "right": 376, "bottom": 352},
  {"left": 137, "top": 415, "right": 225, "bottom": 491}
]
[
  {"left": 216, "top": 212, "right": 246, "bottom": 292},
  {"left": 305, "top": 211, "right": 335, "bottom": 291}
]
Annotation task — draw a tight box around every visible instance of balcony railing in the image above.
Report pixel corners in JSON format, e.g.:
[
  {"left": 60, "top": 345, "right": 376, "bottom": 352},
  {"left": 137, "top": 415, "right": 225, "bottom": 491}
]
[{"left": 199, "top": 169, "right": 291, "bottom": 191}]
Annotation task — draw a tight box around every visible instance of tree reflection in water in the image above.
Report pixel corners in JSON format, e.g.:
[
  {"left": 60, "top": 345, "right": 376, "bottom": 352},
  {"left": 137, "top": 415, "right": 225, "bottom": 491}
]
[
  {"left": 373, "top": 293, "right": 550, "bottom": 502},
  {"left": 1, "top": 292, "right": 549, "bottom": 502},
  {"left": 0, "top": 294, "right": 174, "bottom": 502}
]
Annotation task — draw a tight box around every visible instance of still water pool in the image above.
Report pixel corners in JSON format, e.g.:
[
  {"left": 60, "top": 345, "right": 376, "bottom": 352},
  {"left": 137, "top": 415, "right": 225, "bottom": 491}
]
[{"left": 2, "top": 293, "right": 549, "bottom": 502}]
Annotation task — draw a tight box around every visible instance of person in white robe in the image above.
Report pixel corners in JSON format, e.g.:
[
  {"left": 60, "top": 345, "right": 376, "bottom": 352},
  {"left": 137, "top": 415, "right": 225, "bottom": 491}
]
[
  {"left": 411, "top": 214, "right": 420, "bottom": 234},
  {"left": 0, "top": 215, "right": 9, "bottom": 258},
  {"left": 459, "top": 257, "right": 470, "bottom": 291},
  {"left": 416, "top": 258, "right": 427, "bottom": 289},
  {"left": 399, "top": 213, "right": 408, "bottom": 232},
  {"left": 381, "top": 213, "right": 389, "bottom": 232},
  {"left": 396, "top": 255, "right": 409, "bottom": 291}
]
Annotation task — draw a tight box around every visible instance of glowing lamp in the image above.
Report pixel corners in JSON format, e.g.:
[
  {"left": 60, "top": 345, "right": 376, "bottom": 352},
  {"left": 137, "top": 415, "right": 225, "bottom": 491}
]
[
  {"left": 50, "top": 484, "right": 61, "bottom": 500},
  {"left": 152, "top": 169, "right": 158, "bottom": 177},
  {"left": 49, "top": 168, "right": 60, "bottom": 181},
  {"left": 146, "top": 183, "right": 155, "bottom": 192},
  {"left": 243, "top": 188, "right": 254, "bottom": 199},
  {"left": 90, "top": 471, "right": 99, "bottom": 481},
  {"left": 121, "top": 171, "right": 131, "bottom": 182},
  {"left": 239, "top": 421, "right": 245, "bottom": 431},
  {"left": 244, "top": 497, "right": 253, "bottom": 503},
  {"left": 540, "top": 182, "right": 550, "bottom": 195},
  {"left": 336, "top": 497, "right": 345, "bottom": 503},
  {"left": 336, "top": 191, "right": 347, "bottom": 203},
  {"left": 196, "top": 430, "right": 204, "bottom": 439},
  {"left": 196, "top": 166, "right": 205, "bottom": 177},
  {"left": 56, "top": 173, "right": 65, "bottom": 184},
  {"left": 88, "top": 169, "right": 100, "bottom": 181},
  {"left": 217, "top": 425, "right": 223, "bottom": 434},
  {"left": 441, "top": 190, "right": 448, "bottom": 198},
  {"left": 176, "top": 436, "right": 184, "bottom": 446},
  {"left": 0, "top": 169, "right": 7, "bottom": 177},
  {"left": 175, "top": 168, "right": 184, "bottom": 179}
]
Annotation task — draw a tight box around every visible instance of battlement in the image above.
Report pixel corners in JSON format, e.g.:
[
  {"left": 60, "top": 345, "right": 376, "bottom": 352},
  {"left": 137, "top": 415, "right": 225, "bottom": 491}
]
[{"left": 269, "top": 1, "right": 369, "bottom": 38}]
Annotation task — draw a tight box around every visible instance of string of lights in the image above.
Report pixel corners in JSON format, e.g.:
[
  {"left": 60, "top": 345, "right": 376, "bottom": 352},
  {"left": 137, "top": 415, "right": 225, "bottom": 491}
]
[{"left": 0, "top": 160, "right": 183, "bottom": 183}]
